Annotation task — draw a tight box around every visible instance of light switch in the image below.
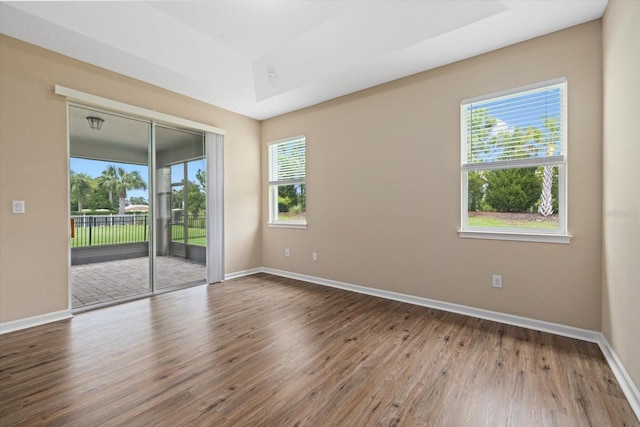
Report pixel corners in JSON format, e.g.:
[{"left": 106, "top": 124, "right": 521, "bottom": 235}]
[{"left": 12, "top": 200, "right": 25, "bottom": 214}]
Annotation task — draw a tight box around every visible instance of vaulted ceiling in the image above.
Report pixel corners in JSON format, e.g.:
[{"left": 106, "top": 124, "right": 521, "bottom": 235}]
[{"left": 0, "top": 1, "right": 607, "bottom": 120}]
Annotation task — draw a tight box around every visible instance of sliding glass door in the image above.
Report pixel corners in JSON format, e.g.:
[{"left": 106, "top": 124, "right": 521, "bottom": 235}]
[
  {"left": 154, "top": 125, "right": 207, "bottom": 290},
  {"left": 69, "top": 105, "right": 152, "bottom": 309},
  {"left": 69, "top": 106, "right": 211, "bottom": 311}
]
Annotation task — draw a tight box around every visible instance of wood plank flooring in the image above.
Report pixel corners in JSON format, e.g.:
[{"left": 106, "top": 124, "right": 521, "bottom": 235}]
[{"left": 1, "top": 273, "right": 637, "bottom": 426}]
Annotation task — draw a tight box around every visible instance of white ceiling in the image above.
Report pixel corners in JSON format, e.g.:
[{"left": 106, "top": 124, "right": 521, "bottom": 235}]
[
  {"left": 69, "top": 105, "right": 204, "bottom": 163},
  {"left": 0, "top": 1, "right": 607, "bottom": 120}
]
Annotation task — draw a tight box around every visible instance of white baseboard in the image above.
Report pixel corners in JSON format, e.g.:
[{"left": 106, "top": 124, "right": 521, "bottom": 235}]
[
  {"left": 0, "top": 310, "right": 73, "bottom": 335},
  {"left": 261, "top": 267, "right": 639, "bottom": 422},
  {"left": 262, "top": 267, "right": 600, "bottom": 342},
  {"left": 597, "top": 335, "right": 640, "bottom": 421},
  {"left": 224, "top": 267, "right": 263, "bottom": 281}
]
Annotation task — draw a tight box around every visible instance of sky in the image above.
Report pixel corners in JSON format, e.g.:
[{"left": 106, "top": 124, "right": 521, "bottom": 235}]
[
  {"left": 473, "top": 86, "right": 562, "bottom": 133},
  {"left": 467, "top": 85, "right": 563, "bottom": 162},
  {"left": 70, "top": 157, "right": 204, "bottom": 202}
]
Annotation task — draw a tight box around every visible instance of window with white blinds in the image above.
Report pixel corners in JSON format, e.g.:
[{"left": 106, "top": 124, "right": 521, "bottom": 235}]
[
  {"left": 459, "top": 78, "right": 570, "bottom": 243},
  {"left": 462, "top": 79, "right": 566, "bottom": 170},
  {"left": 269, "top": 137, "right": 306, "bottom": 184},
  {"left": 268, "top": 136, "right": 307, "bottom": 227}
]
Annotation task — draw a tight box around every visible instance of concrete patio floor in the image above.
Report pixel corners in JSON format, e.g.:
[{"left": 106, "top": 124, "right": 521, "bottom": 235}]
[{"left": 71, "top": 256, "right": 206, "bottom": 309}]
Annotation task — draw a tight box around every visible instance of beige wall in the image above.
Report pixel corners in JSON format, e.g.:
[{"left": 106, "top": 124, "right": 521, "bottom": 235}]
[
  {"left": 602, "top": 0, "right": 640, "bottom": 389},
  {"left": 262, "top": 21, "right": 603, "bottom": 330},
  {"left": 0, "top": 35, "right": 262, "bottom": 323}
]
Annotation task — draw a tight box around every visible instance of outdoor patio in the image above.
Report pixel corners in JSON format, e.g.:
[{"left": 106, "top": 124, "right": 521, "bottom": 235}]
[{"left": 71, "top": 256, "right": 206, "bottom": 309}]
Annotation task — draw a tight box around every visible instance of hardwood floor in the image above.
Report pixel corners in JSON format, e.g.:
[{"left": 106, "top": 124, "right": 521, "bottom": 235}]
[{"left": 0, "top": 273, "right": 637, "bottom": 426}]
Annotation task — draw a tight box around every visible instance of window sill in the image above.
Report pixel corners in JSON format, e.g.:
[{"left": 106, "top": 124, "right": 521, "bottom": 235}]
[
  {"left": 268, "top": 222, "right": 308, "bottom": 230},
  {"left": 458, "top": 229, "right": 572, "bottom": 244}
]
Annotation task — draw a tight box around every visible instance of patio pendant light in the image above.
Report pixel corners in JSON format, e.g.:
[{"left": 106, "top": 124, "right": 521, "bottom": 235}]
[{"left": 86, "top": 116, "right": 105, "bottom": 130}]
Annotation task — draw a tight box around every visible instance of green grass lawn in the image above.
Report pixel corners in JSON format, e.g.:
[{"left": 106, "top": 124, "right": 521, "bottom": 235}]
[
  {"left": 467, "top": 214, "right": 558, "bottom": 229},
  {"left": 72, "top": 224, "right": 206, "bottom": 247},
  {"left": 171, "top": 236, "right": 206, "bottom": 246},
  {"left": 171, "top": 225, "right": 206, "bottom": 246},
  {"left": 278, "top": 212, "right": 306, "bottom": 221},
  {"left": 72, "top": 225, "right": 148, "bottom": 247}
]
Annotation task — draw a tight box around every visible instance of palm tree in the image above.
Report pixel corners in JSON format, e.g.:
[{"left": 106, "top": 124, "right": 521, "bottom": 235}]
[
  {"left": 111, "top": 166, "right": 147, "bottom": 214},
  {"left": 70, "top": 171, "right": 92, "bottom": 212},
  {"left": 97, "top": 164, "right": 119, "bottom": 206},
  {"left": 538, "top": 118, "right": 560, "bottom": 217}
]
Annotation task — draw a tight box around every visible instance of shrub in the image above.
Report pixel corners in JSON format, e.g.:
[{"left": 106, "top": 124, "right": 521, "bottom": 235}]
[
  {"left": 484, "top": 167, "right": 541, "bottom": 212},
  {"left": 278, "top": 195, "right": 291, "bottom": 213},
  {"left": 70, "top": 210, "right": 118, "bottom": 216},
  {"left": 467, "top": 171, "right": 485, "bottom": 211}
]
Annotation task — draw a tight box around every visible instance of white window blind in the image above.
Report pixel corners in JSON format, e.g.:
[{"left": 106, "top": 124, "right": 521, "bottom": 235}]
[
  {"left": 269, "top": 136, "right": 306, "bottom": 184},
  {"left": 462, "top": 79, "right": 566, "bottom": 171}
]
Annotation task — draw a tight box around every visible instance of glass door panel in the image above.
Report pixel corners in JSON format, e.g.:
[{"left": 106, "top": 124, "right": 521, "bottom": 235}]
[
  {"left": 69, "top": 105, "right": 152, "bottom": 310},
  {"left": 155, "top": 125, "right": 206, "bottom": 290}
]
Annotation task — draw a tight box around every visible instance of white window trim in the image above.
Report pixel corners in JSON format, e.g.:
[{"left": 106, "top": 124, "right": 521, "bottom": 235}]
[
  {"left": 459, "top": 78, "right": 571, "bottom": 244},
  {"left": 458, "top": 230, "right": 571, "bottom": 244},
  {"left": 268, "top": 135, "right": 307, "bottom": 229},
  {"left": 268, "top": 222, "right": 308, "bottom": 229}
]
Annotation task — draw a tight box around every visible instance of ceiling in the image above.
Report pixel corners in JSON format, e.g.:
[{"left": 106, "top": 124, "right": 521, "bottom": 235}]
[
  {"left": 0, "top": 1, "right": 607, "bottom": 120},
  {"left": 70, "top": 105, "right": 150, "bottom": 152},
  {"left": 70, "top": 105, "right": 204, "bottom": 165}
]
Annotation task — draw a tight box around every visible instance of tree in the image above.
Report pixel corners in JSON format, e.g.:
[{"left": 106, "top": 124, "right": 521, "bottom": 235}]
[
  {"left": 109, "top": 167, "right": 147, "bottom": 214},
  {"left": 70, "top": 171, "right": 92, "bottom": 212},
  {"left": 484, "top": 167, "right": 541, "bottom": 212},
  {"left": 278, "top": 185, "right": 299, "bottom": 212},
  {"left": 538, "top": 118, "right": 560, "bottom": 216},
  {"left": 196, "top": 169, "right": 206, "bottom": 192},
  {"left": 186, "top": 180, "right": 205, "bottom": 214},
  {"left": 172, "top": 180, "right": 205, "bottom": 214},
  {"left": 88, "top": 191, "right": 112, "bottom": 211},
  {"left": 538, "top": 166, "right": 554, "bottom": 216},
  {"left": 129, "top": 196, "right": 147, "bottom": 205},
  {"left": 97, "top": 165, "right": 119, "bottom": 207},
  {"left": 172, "top": 187, "right": 184, "bottom": 211},
  {"left": 467, "top": 171, "right": 485, "bottom": 211},
  {"left": 463, "top": 108, "right": 499, "bottom": 212},
  {"left": 465, "top": 108, "right": 498, "bottom": 163}
]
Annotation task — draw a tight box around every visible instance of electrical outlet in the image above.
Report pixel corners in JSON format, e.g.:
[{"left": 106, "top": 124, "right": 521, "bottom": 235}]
[
  {"left": 285, "top": 249, "right": 290, "bottom": 257},
  {"left": 12, "top": 200, "right": 25, "bottom": 214},
  {"left": 312, "top": 252, "right": 318, "bottom": 261},
  {"left": 492, "top": 274, "right": 502, "bottom": 288}
]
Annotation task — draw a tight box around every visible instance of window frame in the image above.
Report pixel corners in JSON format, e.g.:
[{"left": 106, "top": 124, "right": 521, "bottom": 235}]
[
  {"left": 268, "top": 135, "right": 307, "bottom": 229},
  {"left": 458, "top": 78, "right": 571, "bottom": 244}
]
